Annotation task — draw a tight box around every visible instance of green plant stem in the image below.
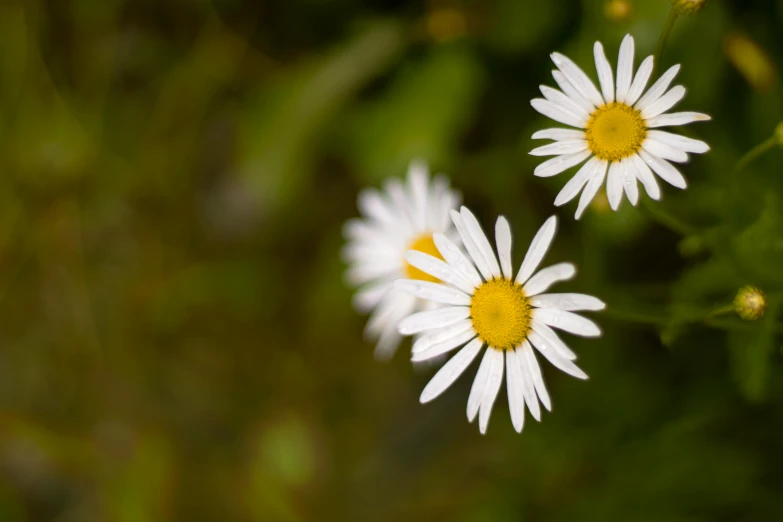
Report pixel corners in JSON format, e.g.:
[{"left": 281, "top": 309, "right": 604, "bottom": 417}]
[
  {"left": 640, "top": 198, "right": 699, "bottom": 237},
  {"left": 734, "top": 136, "right": 778, "bottom": 172},
  {"left": 654, "top": 8, "right": 679, "bottom": 70}
]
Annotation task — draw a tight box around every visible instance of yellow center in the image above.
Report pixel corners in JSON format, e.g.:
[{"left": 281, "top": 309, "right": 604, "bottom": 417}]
[
  {"left": 404, "top": 234, "right": 443, "bottom": 282},
  {"left": 585, "top": 102, "right": 647, "bottom": 161},
  {"left": 470, "top": 279, "right": 531, "bottom": 351}
]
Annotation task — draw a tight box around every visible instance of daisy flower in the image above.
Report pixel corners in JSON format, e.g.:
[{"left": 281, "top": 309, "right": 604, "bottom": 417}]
[
  {"left": 530, "top": 34, "right": 711, "bottom": 218},
  {"left": 395, "top": 207, "right": 604, "bottom": 433},
  {"left": 343, "top": 161, "right": 461, "bottom": 360}
]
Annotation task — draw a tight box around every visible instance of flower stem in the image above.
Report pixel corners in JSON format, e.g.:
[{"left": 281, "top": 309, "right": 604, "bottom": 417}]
[
  {"left": 640, "top": 198, "right": 699, "bottom": 237},
  {"left": 654, "top": 8, "right": 679, "bottom": 71},
  {"left": 734, "top": 136, "right": 778, "bottom": 172}
]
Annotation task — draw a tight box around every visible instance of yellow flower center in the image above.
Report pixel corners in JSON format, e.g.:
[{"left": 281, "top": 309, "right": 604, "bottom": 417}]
[
  {"left": 585, "top": 102, "right": 647, "bottom": 161},
  {"left": 470, "top": 279, "right": 531, "bottom": 351},
  {"left": 404, "top": 234, "right": 443, "bottom": 282}
]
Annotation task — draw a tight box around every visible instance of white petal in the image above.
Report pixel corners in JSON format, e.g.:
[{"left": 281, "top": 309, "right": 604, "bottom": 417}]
[
  {"left": 495, "top": 216, "right": 513, "bottom": 280},
  {"left": 450, "top": 210, "right": 494, "bottom": 281},
  {"left": 357, "top": 188, "right": 395, "bottom": 225},
  {"left": 540, "top": 85, "right": 590, "bottom": 120},
  {"left": 420, "top": 339, "right": 483, "bottom": 403},
  {"left": 467, "top": 346, "right": 492, "bottom": 422},
  {"left": 646, "top": 111, "right": 711, "bottom": 128},
  {"left": 460, "top": 207, "right": 502, "bottom": 279},
  {"left": 619, "top": 157, "right": 639, "bottom": 206},
  {"left": 520, "top": 343, "right": 551, "bottom": 411},
  {"left": 373, "top": 321, "right": 404, "bottom": 361},
  {"left": 478, "top": 348, "right": 505, "bottom": 434},
  {"left": 552, "top": 70, "right": 596, "bottom": 113},
  {"left": 395, "top": 279, "right": 471, "bottom": 306},
  {"left": 534, "top": 149, "right": 592, "bottom": 178},
  {"left": 625, "top": 56, "right": 654, "bottom": 106},
  {"left": 529, "top": 327, "right": 589, "bottom": 380},
  {"left": 405, "top": 251, "right": 475, "bottom": 294},
  {"left": 530, "top": 293, "right": 606, "bottom": 311},
  {"left": 432, "top": 233, "right": 482, "bottom": 288},
  {"left": 531, "top": 128, "right": 586, "bottom": 141},
  {"left": 398, "top": 306, "right": 471, "bottom": 335},
  {"left": 412, "top": 329, "right": 477, "bottom": 362},
  {"left": 412, "top": 319, "right": 473, "bottom": 354},
  {"left": 635, "top": 64, "right": 680, "bottom": 111},
  {"left": 505, "top": 348, "right": 526, "bottom": 433},
  {"left": 352, "top": 279, "right": 393, "bottom": 313},
  {"left": 523, "top": 262, "right": 576, "bottom": 296},
  {"left": 528, "top": 322, "right": 577, "bottom": 361},
  {"left": 630, "top": 153, "right": 661, "bottom": 200},
  {"left": 641, "top": 86, "right": 686, "bottom": 119},
  {"left": 575, "top": 159, "right": 609, "bottom": 219},
  {"left": 550, "top": 52, "right": 604, "bottom": 107},
  {"left": 646, "top": 130, "right": 710, "bottom": 154},
  {"left": 530, "top": 140, "right": 588, "bottom": 156},
  {"left": 531, "top": 98, "right": 587, "bottom": 128},
  {"left": 515, "top": 215, "right": 558, "bottom": 285},
  {"left": 532, "top": 308, "right": 602, "bottom": 337},
  {"left": 606, "top": 161, "right": 624, "bottom": 211},
  {"left": 407, "top": 160, "right": 430, "bottom": 230},
  {"left": 638, "top": 149, "right": 687, "bottom": 189},
  {"left": 615, "top": 34, "right": 635, "bottom": 103},
  {"left": 516, "top": 341, "right": 541, "bottom": 421},
  {"left": 554, "top": 155, "right": 601, "bottom": 206},
  {"left": 593, "top": 42, "right": 614, "bottom": 103},
  {"left": 642, "top": 138, "right": 689, "bottom": 163}
]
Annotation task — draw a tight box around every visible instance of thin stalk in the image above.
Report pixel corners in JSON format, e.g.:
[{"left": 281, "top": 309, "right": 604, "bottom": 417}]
[
  {"left": 734, "top": 136, "right": 778, "bottom": 172},
  {"left": 640, "top": 198, "right": 699, "bottom": 237},
  {"left": 654, "top": 8, "right": 679, "bottom": 70}
]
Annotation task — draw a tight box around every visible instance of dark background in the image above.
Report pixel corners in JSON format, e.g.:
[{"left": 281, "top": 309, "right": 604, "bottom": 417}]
[{"left": 1, "top": 0, "right": 783, "bottom": 520}]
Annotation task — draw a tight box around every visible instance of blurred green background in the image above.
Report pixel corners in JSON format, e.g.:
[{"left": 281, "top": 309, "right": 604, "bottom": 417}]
[{"left": 2, "top": 0, "right": 783, "bottom": 520}]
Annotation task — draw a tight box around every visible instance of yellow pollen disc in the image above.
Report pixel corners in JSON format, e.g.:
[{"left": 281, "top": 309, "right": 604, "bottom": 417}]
[
  {"left": 404, "top": 234, "right": 443, "bottom": 283},
  {"left": 470, "top": 279, "right": 531, "bottom": 351},
  {"left": 585, "top": 102, "right": 647, "bottom": 161}
]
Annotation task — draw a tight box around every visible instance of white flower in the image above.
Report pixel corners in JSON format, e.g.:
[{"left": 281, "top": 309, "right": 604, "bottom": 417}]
[
  {"left": 530, "top": 34, "right": 711, "bottom": 218},
  {"left": 343, "top": 161, "right": 461, "bottom": 360},
  {"left": 395, "top": 207, "right": 604, "bottom": 434}
]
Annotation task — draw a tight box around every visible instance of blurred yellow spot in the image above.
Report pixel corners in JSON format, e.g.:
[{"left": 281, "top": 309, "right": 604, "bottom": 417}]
[
  {"left": 724, "top": 32, "right": 776, "bottom": 92},
  {"left": 426, "top": 7, "right": 467, "bottom": 42},
  {"left": 405, "top": 234, "right": 443, "bottom": 282},
  {"left": 586, "top": 103, "right": 647, "bottom": 162},
  {"left": 471, "top": 279, "right": 531, "bottom": 351},
  {"left": 604, "top": 0, "right": 632, "bottom": 22}
]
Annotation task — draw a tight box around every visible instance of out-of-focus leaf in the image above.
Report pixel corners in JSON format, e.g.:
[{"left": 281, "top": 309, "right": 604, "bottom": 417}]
[
  {"left": 238, "top": 20, "right": 406, "bottom": 217},
  {"left": 483, "top": 0, "right": 567, "bottom": 53},
  {"left": 347, "top": 44, "right": 485, "bottom": 183},
  {"left": 733, "top": 194, "right": 783, "bottom": 285},
  {"left": 729, "top": 299, "right": 779, "bottom": 402}
]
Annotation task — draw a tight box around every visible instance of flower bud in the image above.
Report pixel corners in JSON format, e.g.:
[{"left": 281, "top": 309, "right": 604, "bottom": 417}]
[
  {"left": 671, "top": 0, "right": 706, "bottom": 14},
  {"left": 734, "top": 286, "right": 766, "bottom": 321}
]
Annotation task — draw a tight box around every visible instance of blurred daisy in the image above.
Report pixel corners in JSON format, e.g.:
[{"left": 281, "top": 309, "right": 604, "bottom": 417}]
[
  {"left": 530, "top": 34, "right": 711, "bottom": 218},
  {"left": 396, "top": 207, "right": 604, "bottom": 434},
  {"left": 343, "top": 161, "right": 461, "bottom": 360}
]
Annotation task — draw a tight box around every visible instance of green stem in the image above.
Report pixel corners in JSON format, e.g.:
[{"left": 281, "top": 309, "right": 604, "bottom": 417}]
[
  {"left": 654, "top": 8, "right": 679, "bottom": 71},
  {"left": 640, "top": 198, "right": 699, "bottom": 237},
  {"left": 734, "top": 136, "right": 778, "bottom": 172}
]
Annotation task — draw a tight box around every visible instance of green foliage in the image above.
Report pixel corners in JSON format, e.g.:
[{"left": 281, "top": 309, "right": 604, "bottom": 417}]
[{"left": 0, "top": 0, "right": 782, "bottom": 521}]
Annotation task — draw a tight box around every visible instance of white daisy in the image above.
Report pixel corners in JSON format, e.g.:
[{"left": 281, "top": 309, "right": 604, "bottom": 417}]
[
  {"left": 395, "top": 207, "right": 604, "bottom": 434},
  {"left": 343, "top": 161, "right": 462, "bottom": 361},
  {"left": 530, "top": 34, "right": 711, "bottom": 218}
]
